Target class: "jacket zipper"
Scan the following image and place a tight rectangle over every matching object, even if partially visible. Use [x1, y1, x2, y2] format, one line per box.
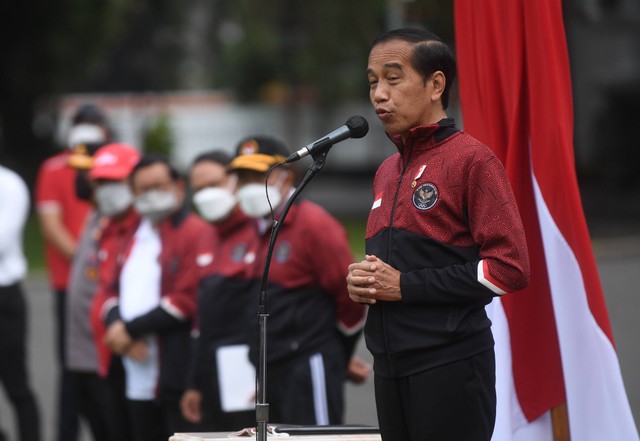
[388, 139, 414, 257]
[382, 138, 414, 376]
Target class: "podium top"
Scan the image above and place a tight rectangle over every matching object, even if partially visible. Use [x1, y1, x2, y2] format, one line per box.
[170, 434, 382, 441]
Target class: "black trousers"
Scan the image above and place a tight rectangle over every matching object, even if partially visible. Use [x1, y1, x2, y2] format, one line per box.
[54, 288, 79, 441]
[0, 283, 41, 441]
[71, 372, 110, 441]
[127, 391, 199, 441]
[266, 350, 345, 426]
[72, 368, 135, 441]
[374, 349, 496, 441]
[104, 357, 134, 441]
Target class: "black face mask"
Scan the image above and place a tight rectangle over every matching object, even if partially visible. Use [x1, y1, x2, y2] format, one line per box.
[72, 142, 106, 202]
[74, 171, 93, 202]
[84, 142, 104, 156]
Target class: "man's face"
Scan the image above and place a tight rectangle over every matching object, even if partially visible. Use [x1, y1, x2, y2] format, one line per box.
[235, 168, 288, 189]
[91, 177, 133, 217]
[190, 160, 230, 193]
[235, 167, 293, 201]
[233, 167, 293, 218]
[132, 162, 183, 200]
[367, 39, 442, 139]
[94, 177, 128, 189]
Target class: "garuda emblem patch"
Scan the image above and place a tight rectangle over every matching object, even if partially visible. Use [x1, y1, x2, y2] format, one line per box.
[412, 183, 439, 210]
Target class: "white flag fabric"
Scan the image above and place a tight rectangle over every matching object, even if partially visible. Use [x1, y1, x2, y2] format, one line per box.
[455, 0, 639, 439]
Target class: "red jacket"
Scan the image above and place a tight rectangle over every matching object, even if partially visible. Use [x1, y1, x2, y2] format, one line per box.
[247, 199, 367, 365]
[35, 151, 91, 289]
[91, 206, 216, 391]
[188, 207, 257, 390]
[90, 208, 140, 376]
[365, 118, 530, 378]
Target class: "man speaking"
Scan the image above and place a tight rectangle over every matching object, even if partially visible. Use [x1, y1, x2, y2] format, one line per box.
[346, 28, 530, 441]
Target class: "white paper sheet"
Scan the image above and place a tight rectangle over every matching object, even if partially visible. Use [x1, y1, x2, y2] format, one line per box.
[216, 344, 256, 412]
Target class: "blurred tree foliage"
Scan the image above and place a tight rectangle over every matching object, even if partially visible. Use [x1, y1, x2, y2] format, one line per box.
[143, 115, 174, 156]
[209, 0, 386, 103]
[208, 0, 454, 104]
[0, 0, 453, 186]
[0, 0, 187, 185]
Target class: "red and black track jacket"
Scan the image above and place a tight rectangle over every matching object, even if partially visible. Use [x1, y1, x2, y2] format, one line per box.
[365, 118, 530, 378]
[188, 207, 258, 390]
[248, 199, 367, 367]
[101, 205, 216, 394]
[91, 208, 140, 377]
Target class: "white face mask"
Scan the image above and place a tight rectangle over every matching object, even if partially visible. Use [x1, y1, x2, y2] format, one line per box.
[134, 190, 178, 223]
[237, 173, 286, 219]
[67, 124, 106, 149]
[94, 182, 133, 216]
[193, 187, 236, 222]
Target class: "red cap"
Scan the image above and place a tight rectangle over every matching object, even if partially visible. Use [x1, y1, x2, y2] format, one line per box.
[88, 143, 141, 180]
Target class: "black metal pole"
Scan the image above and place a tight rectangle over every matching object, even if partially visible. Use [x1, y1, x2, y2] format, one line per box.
[255, 152, 328, 441]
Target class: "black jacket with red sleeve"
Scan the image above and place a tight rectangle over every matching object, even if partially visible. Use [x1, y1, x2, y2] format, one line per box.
[188, 207, 258, 391]
[365, 118, 530, 378]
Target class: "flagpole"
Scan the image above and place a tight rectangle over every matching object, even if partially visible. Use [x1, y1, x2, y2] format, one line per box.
[551, 404, 571, 441]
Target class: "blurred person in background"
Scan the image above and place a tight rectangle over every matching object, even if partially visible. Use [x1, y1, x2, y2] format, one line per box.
[228, 136, 368, 425]
[34, 102, 110, 441]
[180, 150, 257, 431]
[100, 154, 215, 441]
[68, 142, 141, 441]
[0, 163, 41, 441]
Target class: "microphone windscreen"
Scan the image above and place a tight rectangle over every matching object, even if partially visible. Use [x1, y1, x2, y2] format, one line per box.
[346, 116, 369, 139]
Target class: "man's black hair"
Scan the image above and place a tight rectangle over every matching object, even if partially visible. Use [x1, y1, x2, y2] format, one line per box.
[72, 103, 107, 125]
[191, 150, 233, 168]
[372, 28, 457, 110]
[131, 153, 180, 182]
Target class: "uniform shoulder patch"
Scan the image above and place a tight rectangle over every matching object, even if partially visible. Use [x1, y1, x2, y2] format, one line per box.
[232, 243, 247, 262]
[196, 252, 214, 267]
[275, 241, 292, 263]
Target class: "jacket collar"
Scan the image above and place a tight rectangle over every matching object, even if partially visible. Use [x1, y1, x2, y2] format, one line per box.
[105, 207, 140, 234]
[254, 192, 302, 236]
[390, 117, 459, 157]
[157, 201, 190, 230]
[216, 206, 249, 237]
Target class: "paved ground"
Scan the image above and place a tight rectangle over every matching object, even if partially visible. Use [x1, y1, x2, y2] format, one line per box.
[0, 274, 378, 441]
[1, 236, 639, 440]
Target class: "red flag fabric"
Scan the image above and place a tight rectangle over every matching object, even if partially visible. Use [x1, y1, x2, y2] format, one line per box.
[454, 1, 639, 439]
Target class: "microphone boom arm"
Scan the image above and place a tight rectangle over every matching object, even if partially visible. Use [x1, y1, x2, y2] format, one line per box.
[255, 150, 329, 441]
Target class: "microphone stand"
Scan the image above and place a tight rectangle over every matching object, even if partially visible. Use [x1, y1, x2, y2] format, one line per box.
[255, 151, 330, 441]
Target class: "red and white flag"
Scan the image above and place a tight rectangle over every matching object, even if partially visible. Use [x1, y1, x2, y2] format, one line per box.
[454, 1, 639, 440]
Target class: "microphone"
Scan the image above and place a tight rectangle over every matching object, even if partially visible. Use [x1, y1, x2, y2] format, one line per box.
[285, 115, 369, 163]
